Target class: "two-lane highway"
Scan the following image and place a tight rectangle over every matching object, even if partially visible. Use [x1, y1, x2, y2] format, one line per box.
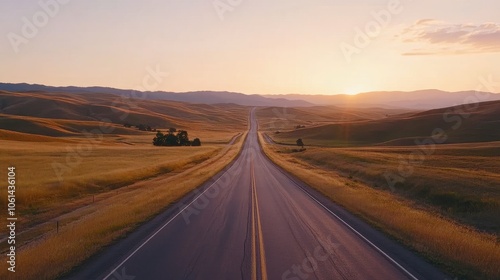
[69, 109, 448, 280]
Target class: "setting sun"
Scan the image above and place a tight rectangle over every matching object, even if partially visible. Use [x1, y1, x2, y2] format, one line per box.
[344, 85, 369, 95]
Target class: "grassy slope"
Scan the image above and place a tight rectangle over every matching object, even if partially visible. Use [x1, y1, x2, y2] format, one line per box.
[0, 138, 222, 222]
[0, 129, 74, 142]
[0, 113, 142, 136]
[279, 143, 500, 233]
[256, 106, 414, 132]
[266, 100, 500, 146]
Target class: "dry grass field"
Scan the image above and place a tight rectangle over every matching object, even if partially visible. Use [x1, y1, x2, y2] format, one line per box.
[0, 91, 249, 279]
[282, 143, 500, 233]
[0, 136, 222, 231]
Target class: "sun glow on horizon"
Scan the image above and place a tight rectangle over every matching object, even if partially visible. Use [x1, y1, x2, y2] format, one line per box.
[343, 85, 369, 96]
[0, 1, 498, 94]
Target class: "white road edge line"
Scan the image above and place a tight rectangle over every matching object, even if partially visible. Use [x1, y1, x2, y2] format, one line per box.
[102, 166, 234, 280]
[289, 176, 419, 280]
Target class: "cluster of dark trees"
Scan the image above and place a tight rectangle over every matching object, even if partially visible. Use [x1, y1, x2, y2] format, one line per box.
[124, 123, 156, 132]
[153, 128, 201, 146]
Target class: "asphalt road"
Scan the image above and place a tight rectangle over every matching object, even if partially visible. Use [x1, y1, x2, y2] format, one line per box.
[68, 109, 449, 280]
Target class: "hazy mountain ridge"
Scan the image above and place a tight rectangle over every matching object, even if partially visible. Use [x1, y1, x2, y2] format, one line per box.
[264, 90, 500, 109]
[0, 83, 312, 107]
[2, 83, 499, 110]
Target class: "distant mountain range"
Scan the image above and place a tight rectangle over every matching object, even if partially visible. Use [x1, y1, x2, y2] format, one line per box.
[1, 83, 499, 110]
[264, 90, 500, 109]
[0, 83, 312, 107]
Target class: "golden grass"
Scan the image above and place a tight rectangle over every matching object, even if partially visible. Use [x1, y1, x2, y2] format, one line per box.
[284, 143, 500, 233]
[0, 132, 246, 280]
[258, 133, 500, 279]
[0, 138, 218, 212]
[0, 129, 73, 142]
[255, 106, 413, 133]
[0, 113, 142, 136]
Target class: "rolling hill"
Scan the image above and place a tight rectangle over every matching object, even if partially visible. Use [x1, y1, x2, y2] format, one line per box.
[256, 106, 414, 131]
[264, 90, 500, 109]
[269, 100, 500, 146]
[0, 83, 312, 107]
[0, 91, 249, 137]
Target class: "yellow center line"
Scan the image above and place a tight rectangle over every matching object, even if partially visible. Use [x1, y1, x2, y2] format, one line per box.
[251, 157, 268, 280]
[251, 159, 257, 280]
[253, 174, 268, 280]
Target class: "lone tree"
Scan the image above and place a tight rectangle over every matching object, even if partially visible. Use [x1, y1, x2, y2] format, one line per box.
[296, 138, 304, 148]
[192, 138, 201, 146]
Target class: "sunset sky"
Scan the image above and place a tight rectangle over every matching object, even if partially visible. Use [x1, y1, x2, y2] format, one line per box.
[1, 0, 499, 95]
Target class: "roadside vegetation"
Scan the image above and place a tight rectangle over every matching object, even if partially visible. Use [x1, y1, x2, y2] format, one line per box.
[152, 128, 201, 146]
[259, 133, 500, 279]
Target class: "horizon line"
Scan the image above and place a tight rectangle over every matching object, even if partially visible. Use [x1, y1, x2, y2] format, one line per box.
[0, 81, 498, 96]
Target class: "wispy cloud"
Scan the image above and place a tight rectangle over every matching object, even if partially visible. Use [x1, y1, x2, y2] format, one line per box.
[397, 20, 500, 55]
